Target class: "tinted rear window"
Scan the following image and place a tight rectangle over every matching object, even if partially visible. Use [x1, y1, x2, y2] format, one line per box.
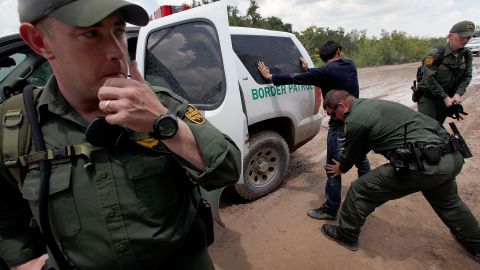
[145, 21, 225, 111]
[232, 35, 304, 84]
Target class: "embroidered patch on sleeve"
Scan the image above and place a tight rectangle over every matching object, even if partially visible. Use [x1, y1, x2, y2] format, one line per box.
[424, 55, 434, 67]
[185, 104, 205, 125]
[136, 138, 159, 148]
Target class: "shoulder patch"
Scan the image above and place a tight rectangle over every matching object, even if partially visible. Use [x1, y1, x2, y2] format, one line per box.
[136, 138, 159, 148]
[185, 104, 205, 125]
[424, 55, 434, 67]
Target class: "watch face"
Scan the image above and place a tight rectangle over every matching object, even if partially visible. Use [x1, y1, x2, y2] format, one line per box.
[158, 115, 178, 137]
[154, 113, 178, 140]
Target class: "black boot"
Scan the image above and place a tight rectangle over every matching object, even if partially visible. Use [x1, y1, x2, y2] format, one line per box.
[307, 207, 336, 220]
[464, 246, 480, 263]
[454, 235, 480, 263]
[321, 224, 358, 251]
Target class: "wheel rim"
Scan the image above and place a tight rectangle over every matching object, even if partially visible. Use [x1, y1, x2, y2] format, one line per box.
[245, 146, 282, 188]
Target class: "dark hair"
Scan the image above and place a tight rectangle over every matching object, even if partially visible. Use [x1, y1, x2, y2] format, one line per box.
[319, 40, 342, 62]
[323, 89, 352, 110]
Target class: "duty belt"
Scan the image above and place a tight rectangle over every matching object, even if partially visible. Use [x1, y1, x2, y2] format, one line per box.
[384, 142, 456, 159]
[385, 140, 458, 176]
[414, 142, 456, 155]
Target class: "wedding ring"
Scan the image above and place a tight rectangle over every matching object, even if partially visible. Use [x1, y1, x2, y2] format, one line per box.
[105, 100, 112, 113]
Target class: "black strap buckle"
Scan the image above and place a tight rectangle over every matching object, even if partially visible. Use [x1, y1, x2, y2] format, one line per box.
[52, 145, 74, 158]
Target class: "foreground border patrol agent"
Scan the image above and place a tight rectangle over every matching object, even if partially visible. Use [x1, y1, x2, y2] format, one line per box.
[321, 90, 480, 263]
[0, 0, 241, 269]
[417, 20, 475, 124]
[257, 40, 371, 221]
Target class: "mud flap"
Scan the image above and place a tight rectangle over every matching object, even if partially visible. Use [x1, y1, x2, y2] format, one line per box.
[200, 187, 225, 227]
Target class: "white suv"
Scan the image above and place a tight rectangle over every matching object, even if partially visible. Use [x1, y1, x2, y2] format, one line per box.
[136, 2, 322, 202]
[466, 37, 480, 56]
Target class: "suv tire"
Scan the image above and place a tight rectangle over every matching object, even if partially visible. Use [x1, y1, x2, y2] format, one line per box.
[235, 130, 289, 200]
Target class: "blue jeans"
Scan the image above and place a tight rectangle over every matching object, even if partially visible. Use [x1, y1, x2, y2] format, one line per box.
[322, 121, 371, 215]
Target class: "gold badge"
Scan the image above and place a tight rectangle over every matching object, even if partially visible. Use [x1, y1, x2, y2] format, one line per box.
[185, 104, 205, 125]
[424, 55, 434, 67]
[467, 23, 474, 31]
[136, 138, 159, 148]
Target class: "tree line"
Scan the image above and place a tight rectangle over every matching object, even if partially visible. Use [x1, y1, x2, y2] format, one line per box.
[189, 0, 478, 67]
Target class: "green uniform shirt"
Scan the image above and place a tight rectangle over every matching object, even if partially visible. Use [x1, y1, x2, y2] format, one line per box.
[0, 76, 241, 269]
[339, 99, 449, 173]
[418, 44, 473, 99]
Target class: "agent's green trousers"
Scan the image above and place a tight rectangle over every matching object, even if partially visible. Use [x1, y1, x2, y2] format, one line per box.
[418, 95, 448, 123]
[338, 151, 480, 250]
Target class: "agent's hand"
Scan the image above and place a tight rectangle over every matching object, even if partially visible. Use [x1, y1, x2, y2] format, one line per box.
[452, 93, 463, 104]
[98, 61, 168, 132]
[325, 159, 342, 177]
[257, 61, 272, 80]
[99, 61, 206, 169]
[443, 96, 454, 107]
[299, 57, 308, 71]
[11, 254, 48, 270]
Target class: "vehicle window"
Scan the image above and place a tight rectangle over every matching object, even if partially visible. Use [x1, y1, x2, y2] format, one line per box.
[27, 61, 53, 87]
[0, 53, 27, 82]
[145, 21, 226, 110]
[231, 35, 304, 84]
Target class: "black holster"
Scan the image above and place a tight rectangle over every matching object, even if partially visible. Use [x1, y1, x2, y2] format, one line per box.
[198, 199, 214, 247]
[420, 145, 442, 165]
[181, 199, 214, 252]
[411, 83, 424, 102]
[450, 135, 472, 159]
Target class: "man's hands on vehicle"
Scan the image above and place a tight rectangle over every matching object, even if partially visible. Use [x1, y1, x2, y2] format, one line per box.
[257, 61, 273, 80]
[299, 57, 308, 71]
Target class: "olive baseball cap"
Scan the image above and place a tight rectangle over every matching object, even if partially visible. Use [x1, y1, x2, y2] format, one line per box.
[18, 0, 149, 27]
[449, 20, 475, 37]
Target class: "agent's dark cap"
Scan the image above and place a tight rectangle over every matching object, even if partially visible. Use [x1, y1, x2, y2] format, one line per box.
[450, 20, 475, 37]
[18, 0, 149, 27]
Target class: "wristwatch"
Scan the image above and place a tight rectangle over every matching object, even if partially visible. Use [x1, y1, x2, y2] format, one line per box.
[152, 112, 178, 140]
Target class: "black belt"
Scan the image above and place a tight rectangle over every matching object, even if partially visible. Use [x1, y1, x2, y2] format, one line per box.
[415, 142, 456, 155]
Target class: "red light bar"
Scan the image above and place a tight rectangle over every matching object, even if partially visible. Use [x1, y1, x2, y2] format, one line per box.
[151, 5, 191, 20]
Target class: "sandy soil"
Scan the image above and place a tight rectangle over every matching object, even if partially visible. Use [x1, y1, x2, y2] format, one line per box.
[209, 57, 480, 270]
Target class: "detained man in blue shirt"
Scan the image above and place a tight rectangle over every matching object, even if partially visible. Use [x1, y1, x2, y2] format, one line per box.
[257, 40, 371, 220]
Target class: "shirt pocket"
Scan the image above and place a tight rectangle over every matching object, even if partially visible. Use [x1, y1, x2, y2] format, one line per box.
[123, 154, 182, 217]
[21, 163, 81, 239]
[436, 65, 452, 83]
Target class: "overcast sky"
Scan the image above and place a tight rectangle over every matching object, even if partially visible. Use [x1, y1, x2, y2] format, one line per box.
[1, 0, 478, 38]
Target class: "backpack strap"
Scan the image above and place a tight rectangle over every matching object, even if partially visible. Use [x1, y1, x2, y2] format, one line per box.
[0, 86, 42, 186]
[18, 143, 98, 168]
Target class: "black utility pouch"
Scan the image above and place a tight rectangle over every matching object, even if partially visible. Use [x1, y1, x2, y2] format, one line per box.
[198, 199, 214, 246]
[388, 147, 411, 177]
[421, 145, 442, 165]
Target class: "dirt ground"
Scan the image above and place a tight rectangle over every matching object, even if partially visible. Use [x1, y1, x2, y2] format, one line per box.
[209, 57, 480, 270]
